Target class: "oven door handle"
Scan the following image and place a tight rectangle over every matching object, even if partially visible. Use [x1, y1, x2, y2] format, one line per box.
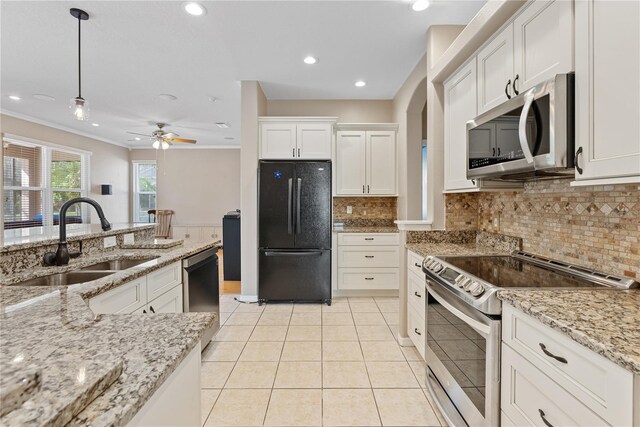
[426, 282, 492, 336]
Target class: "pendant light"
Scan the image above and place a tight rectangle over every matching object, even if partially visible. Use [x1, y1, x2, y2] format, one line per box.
[69, 8, 90, 121]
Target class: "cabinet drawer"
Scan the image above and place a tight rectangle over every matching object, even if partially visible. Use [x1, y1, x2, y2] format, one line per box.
[338, 233, 399, 246]
[407, 250, 424, 277]
[408, 306, 425, 359]
[89, 277, 147, 314]
[338, 246, 399, 268]
[503, 305, 633, 425]
[148, 284, 183, 314]
[147, 261, 182, 302]
[337, 268, 399, 290]
[502, 343, 608, 427]
[407, 270, 426, 316]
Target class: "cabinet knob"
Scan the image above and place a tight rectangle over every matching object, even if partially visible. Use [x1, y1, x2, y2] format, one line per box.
[512, 74, 520, 95]
[575, 147, 584, 175]
[505, 79, 512, 99]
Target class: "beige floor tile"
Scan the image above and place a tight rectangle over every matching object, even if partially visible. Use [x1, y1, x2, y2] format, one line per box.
[366, 361, 420, 388]
[293, 303, 322, 312]
[322, 312, 355, 325]
[382, 312, 399, 326]
[264, 303, 294, 312]
[352, 312, 387, 326]
[374, 297, 399, 303]
[281, 341, 322, 361]
[376, 301, 399, 313]
[214, 325, 254, 342]
[201, 362, 235, 388]
[332, 297, 350, 303]
[201, 388, 221, 426]
[238, 341, 283, 361]
[323, 389, 381, 426]
[218, 312, 231, 325]
[356, 325, 395, 341]
[349, 302, 381, 312]
[258, 312, 291, 326]
[360, 341, 406, 361]
[286, 325, 322, 341]
[234, 303, 265, 313]
[409, 361, 428, 388]
[249, 325, 288, 341]
[322, 361, 371, 388]
[264, 389, 322, 426]
[373, 389, 440, 426]
[202, 342, 245, 362]
[348, 297, 375, 303]
[401, 346, 424, 362]
[322, 303, 351, 313]
[205, 389, 271, 426]
[225, 361, 278, 388]
[290, 312, 322, 326]
[219, 302, 240, 313]
[323, 341, 364, 361]
[323, 325, 359, 341]
[274, 361, 322, 388]
[224, 312, 261, 326]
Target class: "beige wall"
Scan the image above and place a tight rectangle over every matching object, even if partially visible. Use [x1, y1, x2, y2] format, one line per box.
[0, 114, 130, 224]
[266, 100, 393, 123]
[129, 149, 240, 226]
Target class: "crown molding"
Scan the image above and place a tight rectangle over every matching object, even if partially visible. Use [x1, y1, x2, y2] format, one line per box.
[258, 116, 338, 123]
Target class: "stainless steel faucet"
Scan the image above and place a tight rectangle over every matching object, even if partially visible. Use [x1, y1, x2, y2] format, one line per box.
[43, 197, 112, 266]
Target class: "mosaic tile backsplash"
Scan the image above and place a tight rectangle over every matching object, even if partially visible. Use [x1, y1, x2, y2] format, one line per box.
[333, 197, 397, 227]
[445, 179, 640, 278]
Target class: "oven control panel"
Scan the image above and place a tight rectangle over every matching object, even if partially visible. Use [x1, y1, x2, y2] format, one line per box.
[424, 256, 486, 298]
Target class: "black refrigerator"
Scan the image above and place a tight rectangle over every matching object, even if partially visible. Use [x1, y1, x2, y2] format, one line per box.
[258, 160, 331, 304]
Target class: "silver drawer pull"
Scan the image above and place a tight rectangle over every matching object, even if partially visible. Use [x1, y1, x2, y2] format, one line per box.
[364, 238, 374, 241]
[365, 255, 375, 258]
[365, 277, 374, 280]
[414, 328, 421, 336]
[539, 343, 568, 364]
[414, 291, 422, 298]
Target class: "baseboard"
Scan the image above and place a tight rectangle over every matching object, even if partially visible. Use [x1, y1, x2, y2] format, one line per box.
[397, 334, 414, 347]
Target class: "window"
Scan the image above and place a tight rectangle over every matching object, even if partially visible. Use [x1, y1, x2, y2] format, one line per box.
[3, 138, 89, 231]
[133, 161, 157, 223]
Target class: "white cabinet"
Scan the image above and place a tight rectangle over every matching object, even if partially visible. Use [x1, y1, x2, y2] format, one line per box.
[148, 284, 183, 314]
[336, 233, 400, 291]
[477, 24, 514, 114]
[89, 276, 147, 314]
[574, 0, 640, 184]
[513, 0, 573, 92]
[336, 125, 398, 195]
[444, 60, 479, 192]
[406, 250, 425, 359]
[259, 118, 335, 160]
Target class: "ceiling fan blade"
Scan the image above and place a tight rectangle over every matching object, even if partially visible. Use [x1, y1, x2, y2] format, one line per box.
[169, 138, 197, 144]
[126, 131, 151, 137]
[163, 132, 180, 138]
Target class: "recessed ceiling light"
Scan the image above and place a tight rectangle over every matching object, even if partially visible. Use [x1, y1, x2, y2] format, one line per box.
[33, 94, 56, 102]
[412, 0, 431, 12]
[134, 137, 141, 141]
[208, 96, 218, 103]
[355, 80, 366, 87]
[216, 122, 230, 129]
[303, 56, 318, 65]
[224, 137, 235, 140]
[91, 123, 99, 127]
[184, 2, 206, 16]
[158, 94, 178, 101]
[8, 95, 21, 101]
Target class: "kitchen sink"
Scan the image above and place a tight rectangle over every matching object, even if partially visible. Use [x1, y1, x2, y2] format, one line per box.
[13, 271, 115, 287]
[79, 257, 159, 271]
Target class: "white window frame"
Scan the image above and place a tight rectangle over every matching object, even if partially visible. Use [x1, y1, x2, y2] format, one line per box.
[132, 160, 157, 223]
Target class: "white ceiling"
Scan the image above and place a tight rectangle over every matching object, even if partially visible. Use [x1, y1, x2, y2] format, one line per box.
[1, 1, 484, 148]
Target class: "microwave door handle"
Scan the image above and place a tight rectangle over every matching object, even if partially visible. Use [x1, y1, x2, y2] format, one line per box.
[518, 91, 536, 164]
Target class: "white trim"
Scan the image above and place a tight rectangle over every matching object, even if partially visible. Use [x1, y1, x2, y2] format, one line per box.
[1, 109, 129, 148]
[334, 123, 399, 131]
[130, 145, 240, 150]
[394, 220, 433, 231]
[258, 116, 337, 123]
[397, 335, 414, 347]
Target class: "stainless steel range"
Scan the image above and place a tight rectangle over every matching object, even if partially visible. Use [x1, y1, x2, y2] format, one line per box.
[421, 251, 638, 427]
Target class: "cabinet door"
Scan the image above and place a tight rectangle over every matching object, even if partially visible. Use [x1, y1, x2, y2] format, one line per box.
[260, 123, 296, 159]
[513, 0, 573, 92]
[336, 131, 366, 195]
[148, 284, 183, 314]
[444, 60, 479, 191]
[297, 124, 332, 159]
[366, 130, 396, 195]
[575, 0, 640, 181]
[477, 24, 514, 114]
[88, 277, 147, 314]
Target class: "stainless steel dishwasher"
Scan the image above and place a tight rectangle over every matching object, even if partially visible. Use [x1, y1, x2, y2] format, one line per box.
[183, 246, 220, 346]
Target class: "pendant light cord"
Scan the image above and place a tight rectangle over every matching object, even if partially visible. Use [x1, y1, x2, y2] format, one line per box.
[78, 16, 82, 98]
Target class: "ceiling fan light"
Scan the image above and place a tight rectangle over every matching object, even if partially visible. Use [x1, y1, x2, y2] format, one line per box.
[70, 97, 89, 121]
[161, 141, 170, 150]
[152, 140, 160, 149]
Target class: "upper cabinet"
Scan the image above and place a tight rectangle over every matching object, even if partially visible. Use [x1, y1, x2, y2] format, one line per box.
[477, 0, 573, 115]
[259, 117, 335, 160]
[336, 124, 398, 196]
[573, 0, 640, 184]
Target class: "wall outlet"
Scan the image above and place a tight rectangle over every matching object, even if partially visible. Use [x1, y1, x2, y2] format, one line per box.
[103, 236, 117, 249]
[363, 210, 367, 216]
[493, 216, 500, 228]
[346, 206, 353, 214]
[123, 233, 135, 244]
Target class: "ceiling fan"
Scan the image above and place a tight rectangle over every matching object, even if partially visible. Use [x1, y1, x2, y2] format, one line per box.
[127, 122, 197, 149]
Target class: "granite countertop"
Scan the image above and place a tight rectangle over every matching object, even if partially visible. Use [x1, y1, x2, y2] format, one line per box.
[0, 239, 219, 426]
[498, 289, 640, 374]
[120, 238, 183, 249]
[333, 226, 399, 233]
[406, 242, 510, 258]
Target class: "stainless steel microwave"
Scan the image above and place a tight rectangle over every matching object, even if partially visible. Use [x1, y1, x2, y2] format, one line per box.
[466, 73, 575, 181]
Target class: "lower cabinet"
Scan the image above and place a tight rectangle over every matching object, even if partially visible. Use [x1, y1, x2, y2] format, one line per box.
[407, 250, 426, 359]
[89, 261, 184, 315]
[336, 233, 400, 291]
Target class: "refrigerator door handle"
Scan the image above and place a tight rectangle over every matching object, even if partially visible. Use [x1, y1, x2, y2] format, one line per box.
[264, 251, 322, 257]
[295, 178, 302, 234]
[287, 178, 293, 234]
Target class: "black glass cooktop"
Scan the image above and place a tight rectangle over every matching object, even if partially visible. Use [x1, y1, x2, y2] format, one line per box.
[438, 256, 607, 289]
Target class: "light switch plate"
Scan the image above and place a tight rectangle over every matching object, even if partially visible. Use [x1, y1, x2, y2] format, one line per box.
[346, 206, 353, 214]
[493, 217, 500, 228]
[123, 233, 135, 244]
[103, 236, 117, 248]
